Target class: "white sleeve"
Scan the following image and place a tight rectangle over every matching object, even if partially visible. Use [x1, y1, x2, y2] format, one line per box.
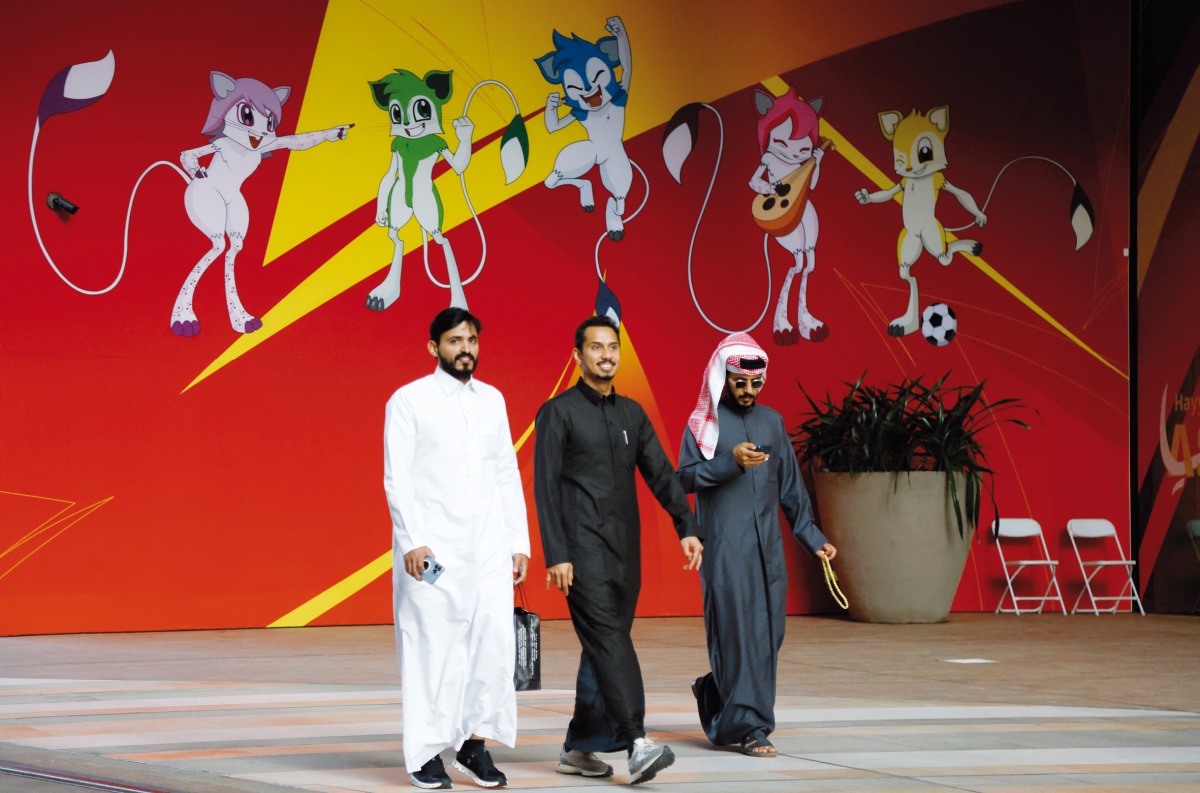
[384, 391, 425, 555]
[495, 395, 531, 557]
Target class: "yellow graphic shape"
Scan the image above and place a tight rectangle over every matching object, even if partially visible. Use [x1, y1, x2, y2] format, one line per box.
[193, 1, 1004, 390]
[269, 549, 391, 628]
[760, 74, 1125, 382]
[269, 321, 661, 628]
[1, 491, 113, 582]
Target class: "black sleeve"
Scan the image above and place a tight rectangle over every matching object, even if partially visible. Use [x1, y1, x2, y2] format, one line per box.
[533, 401, 572, 566]
[633, 405, 702, 541]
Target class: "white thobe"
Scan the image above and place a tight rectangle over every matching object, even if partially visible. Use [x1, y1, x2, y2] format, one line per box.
[384, 366, 531, 770]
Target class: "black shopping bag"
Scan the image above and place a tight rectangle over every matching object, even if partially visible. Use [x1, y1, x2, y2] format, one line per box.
[513, 585, 541, 691]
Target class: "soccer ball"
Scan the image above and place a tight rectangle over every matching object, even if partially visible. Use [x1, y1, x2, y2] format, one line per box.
[921, 303, 957, 346]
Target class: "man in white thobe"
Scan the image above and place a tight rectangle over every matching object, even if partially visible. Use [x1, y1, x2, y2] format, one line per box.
[385, 307, 531, 790]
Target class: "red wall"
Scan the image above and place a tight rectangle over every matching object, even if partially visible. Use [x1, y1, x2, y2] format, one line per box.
[0, 0, 1130, 634]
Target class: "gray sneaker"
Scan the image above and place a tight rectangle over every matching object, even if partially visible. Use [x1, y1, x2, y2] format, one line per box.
[557, 745, 614, 777]
[627, 737, 674, 785]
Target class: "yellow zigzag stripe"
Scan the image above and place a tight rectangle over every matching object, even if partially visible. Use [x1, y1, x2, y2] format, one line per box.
[268, 330, 665, 629]
[758, 76, 1124, 380]
[270, 353, 572, 628]
[268, 549, 392, 628]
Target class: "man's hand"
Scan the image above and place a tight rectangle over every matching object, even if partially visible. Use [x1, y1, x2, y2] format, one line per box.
[732, 441, 768, 468]
[816, 543, 837, 561]
[546, 562, 574, 596]
[512, 553, 529, 585]
[403, 546, 435, 582]
[681, 536, 703, 570]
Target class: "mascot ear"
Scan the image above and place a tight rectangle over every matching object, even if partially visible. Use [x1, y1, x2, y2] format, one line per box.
[807, 96, 824, 116]
[211, 71, 237, 99]
[927, 105, 950, 133]
[424, 70, 453, 102]
[753, 90, 775, 118]
[273, 86, 291, 106]
[597, 35, 620, 66]
[878, 110, 903, 141]
[535, 51, 560, 83]
[369, 79, 391, 111]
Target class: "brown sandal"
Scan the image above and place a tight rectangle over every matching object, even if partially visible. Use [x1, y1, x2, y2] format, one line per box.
[738, 730, 776, 757]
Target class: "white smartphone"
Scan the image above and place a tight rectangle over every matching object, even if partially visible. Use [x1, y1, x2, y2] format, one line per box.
[421, 556, 445, 584]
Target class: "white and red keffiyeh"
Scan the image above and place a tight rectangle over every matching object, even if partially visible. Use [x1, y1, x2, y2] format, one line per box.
[686, 333, 768, 459]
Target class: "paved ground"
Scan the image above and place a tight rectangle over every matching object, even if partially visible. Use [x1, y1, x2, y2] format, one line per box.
[0, 614, 1197, 792]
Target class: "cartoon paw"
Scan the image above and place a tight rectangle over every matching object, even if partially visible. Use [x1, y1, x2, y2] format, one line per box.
[243, 317, 263, 334]
[971, 241, 983, 256]
[605, 197, 624, 241]
[800, 320, 829, 342]
[773, 327, 800, 346]
[888, 319, 918, 337]
[366, 278, 400, 311]
[171, 319, 200, 337]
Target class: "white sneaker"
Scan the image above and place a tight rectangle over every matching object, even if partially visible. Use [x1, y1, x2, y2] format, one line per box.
[627, 737, 674, 785]
[557, 745, 613, 777]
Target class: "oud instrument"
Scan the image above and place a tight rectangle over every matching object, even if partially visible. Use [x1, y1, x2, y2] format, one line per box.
[751, 138, 834, 236]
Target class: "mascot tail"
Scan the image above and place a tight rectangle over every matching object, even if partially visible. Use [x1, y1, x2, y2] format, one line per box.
[662, 102, 772, 333]
[29, 50, 189, 295]
[946, 155, 1095, 249]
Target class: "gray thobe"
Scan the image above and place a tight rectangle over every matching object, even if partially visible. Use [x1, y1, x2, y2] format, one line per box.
[678, 400, 827, 746]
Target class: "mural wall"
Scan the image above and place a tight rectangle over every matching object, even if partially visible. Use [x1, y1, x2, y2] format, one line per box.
[1137, 1, 1200, 614]
[1, 0, 1130, 635]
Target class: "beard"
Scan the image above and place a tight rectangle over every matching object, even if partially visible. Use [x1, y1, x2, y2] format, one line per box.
[439, 351, 477, 382]
[588, 365, 616, 382]
[722, 391, 756, 415]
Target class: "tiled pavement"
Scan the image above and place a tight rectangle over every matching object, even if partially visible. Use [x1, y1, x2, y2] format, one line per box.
[0, 615, 1197, 792]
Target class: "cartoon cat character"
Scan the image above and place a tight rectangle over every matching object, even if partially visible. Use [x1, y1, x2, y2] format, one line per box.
[367, 69, 474, 310]
[750, 89, 830, 344]
[27, 54, 350, 338]
[854, 106, 984, 337]
[536, 15, 633, 242]
[174, 72, 351, 336]
[660, 86, 833, 344]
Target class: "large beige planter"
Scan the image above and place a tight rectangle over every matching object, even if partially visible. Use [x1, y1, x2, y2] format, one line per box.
[814, 470, 974, 623]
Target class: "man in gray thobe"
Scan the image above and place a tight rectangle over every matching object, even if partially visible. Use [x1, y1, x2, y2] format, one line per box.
[678, 333, 836, 757]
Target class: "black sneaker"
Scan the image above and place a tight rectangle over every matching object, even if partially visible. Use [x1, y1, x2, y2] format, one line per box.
[452, 741, 507, 788]
[409, 754, 452, 789]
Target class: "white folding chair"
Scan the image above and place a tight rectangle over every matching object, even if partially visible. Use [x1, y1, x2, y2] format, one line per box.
[1066, 518, 1145, 615]
[993, 518, 1066, 614]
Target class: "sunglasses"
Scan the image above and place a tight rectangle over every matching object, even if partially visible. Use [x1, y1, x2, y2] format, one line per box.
[731, 378, 764, 390]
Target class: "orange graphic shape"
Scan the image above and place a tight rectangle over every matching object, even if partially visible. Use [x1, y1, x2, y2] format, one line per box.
[1, 491, 113, 583]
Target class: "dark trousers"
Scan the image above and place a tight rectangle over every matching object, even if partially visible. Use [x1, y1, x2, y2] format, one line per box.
[563, 571, 644, 752]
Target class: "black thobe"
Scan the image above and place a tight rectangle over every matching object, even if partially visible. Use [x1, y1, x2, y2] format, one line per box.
[535, 378, 700, 751]
[678, 400, 827, 746]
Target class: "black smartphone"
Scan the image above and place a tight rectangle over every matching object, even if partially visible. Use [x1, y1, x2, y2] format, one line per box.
[754, 444, 774, 454]
[421, 556, 445, 584]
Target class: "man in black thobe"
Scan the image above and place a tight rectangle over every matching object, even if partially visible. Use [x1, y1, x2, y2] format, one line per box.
[678, 333, 836, 757]
[534, 315, 703, 785]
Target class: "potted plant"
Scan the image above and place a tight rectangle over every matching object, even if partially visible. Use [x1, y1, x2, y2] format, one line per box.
[792, 372, 1033, 623]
